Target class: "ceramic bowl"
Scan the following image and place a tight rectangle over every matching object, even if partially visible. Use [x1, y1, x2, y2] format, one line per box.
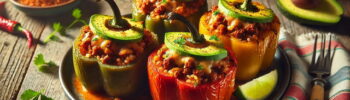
[9, 0, 81, 16]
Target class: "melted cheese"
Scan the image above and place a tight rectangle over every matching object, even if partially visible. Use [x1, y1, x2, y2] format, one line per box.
[164, 49, 220, 74]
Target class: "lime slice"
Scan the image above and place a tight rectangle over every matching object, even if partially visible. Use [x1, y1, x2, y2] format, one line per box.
[235, 70, 278, 100]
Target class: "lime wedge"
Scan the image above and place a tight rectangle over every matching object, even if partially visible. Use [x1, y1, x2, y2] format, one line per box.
[235, 70, 278, 100]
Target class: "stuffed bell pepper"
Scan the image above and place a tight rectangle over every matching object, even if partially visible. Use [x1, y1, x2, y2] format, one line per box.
[199, 0, 280, 81]
[73, 0, 157, 97]
[132, 0, 207, 42]
[148, 13, 237, 100]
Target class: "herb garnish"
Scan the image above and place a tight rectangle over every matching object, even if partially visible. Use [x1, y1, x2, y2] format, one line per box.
[21, 89, 53, 100]
[213, 10, 220, 16]
[196, 65, 204, 70]
[44, 8, 88, 44]
[34, 53, 57, 72]
[92, 36, 99, 41]
[44, 22, 63, 43]
[174, 37, 186, 45]
[67, 8, 88, 29]
[209, 35, 219, 41]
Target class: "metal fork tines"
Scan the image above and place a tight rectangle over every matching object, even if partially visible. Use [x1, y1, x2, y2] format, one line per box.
[309, 34, 333, 77]
[309, 33, 334, 100]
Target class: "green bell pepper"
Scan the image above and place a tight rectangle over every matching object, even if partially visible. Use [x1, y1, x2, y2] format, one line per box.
[131, 0, 207, 43]
[73, 0, 159, 97]
[73, 28, 156, 96]
[73, 36, 103, 92]
[98, 55, 147, 96]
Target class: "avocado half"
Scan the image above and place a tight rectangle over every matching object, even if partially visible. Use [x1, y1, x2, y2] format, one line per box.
[277, 0, 343, 25]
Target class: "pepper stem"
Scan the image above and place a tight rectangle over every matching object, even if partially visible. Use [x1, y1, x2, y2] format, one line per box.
[240, 0, 253, 11]
[167, 12, 205, 43]
[105, 0, 129, 29]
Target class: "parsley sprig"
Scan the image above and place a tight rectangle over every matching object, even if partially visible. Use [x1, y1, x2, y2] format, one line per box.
[34, 53, 57, 72]
[21, 89, 53, 100]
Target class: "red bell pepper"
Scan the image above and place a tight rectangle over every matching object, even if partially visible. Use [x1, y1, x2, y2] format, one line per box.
[147, 47, 237, 100]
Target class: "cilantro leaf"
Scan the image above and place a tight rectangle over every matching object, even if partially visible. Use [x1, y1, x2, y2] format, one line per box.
[53, 22, 65, 35]
[213, 10, 220, 16]
[196, 65, 203, 70]
[174, 37, 186, 45]
[209, 35, 219, 41]
[21, 89, 53, 100]
[34, 54, 45, 66]
[21, 89, 41, 100]
[72, 8, 82, 19]
[33, 53, 57, 72]
[53, 22, 64, 33]
[130, 18, 137, 22]
[92, 36, 99, 41]
[44, 22, 63, 43]
[67, 8, 87, 29]
[79, 19, 88, 25]
[43, 31, 61, 44]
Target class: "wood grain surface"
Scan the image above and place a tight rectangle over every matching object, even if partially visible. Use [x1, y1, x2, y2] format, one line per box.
[0, 0, 348, 100]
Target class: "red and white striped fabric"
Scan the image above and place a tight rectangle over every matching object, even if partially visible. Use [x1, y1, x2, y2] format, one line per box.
[278, 29, 350, 100]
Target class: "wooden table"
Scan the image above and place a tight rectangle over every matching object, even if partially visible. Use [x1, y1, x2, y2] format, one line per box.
[0, 0, 349, 99]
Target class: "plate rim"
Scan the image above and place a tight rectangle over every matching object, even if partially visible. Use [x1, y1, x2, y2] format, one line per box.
[59, 46, 291, 100]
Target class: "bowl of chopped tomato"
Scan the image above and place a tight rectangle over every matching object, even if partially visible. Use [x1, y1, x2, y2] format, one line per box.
[9, 0, 81, 16]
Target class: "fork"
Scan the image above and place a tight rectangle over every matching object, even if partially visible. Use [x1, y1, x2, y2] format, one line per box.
[308, 34, 334, 100]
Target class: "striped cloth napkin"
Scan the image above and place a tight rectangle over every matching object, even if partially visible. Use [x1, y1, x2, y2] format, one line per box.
[277, 29, 350, 100]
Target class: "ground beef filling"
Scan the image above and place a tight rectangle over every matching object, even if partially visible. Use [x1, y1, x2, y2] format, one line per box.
[153, 46, 235, 85]
[205, 6, 278, 42]
[78, 26, 152, 66]
[135, 0, 206, 18]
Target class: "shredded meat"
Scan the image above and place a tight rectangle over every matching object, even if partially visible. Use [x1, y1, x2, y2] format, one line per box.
[205, 6, 279, 41]
[154, 46, 235, 85]
[78, 26, 153, 66]
[135, 0, 206, 18]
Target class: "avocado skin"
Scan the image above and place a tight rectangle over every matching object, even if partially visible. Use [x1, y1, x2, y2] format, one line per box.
[276, 0, 343, 25]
